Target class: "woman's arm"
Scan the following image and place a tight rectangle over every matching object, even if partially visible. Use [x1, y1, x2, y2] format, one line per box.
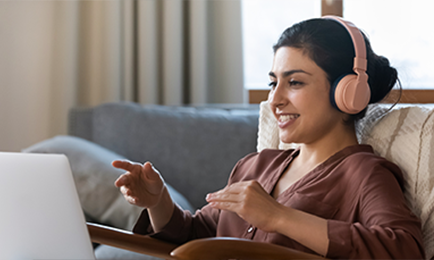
[113, 160, 174, 232]
[114, 159, 225, 245]
[206, 180, 329, 256]
[274, 205, 329, 256]
[325, 165, 425, 259]
[206, 167, 425, 259]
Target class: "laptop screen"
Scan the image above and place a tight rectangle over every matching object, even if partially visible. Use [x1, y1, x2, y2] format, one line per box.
[0, 152, 95, 260]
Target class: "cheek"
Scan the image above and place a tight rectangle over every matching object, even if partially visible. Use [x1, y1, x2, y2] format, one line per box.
[292, 90, 323, 110]
[308, 85, 334, 110]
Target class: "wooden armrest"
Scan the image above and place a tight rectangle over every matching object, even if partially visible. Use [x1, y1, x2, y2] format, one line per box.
[87, 222, 177, 259]
[87, 223, 327, 260]
[171, 237, 327, 260]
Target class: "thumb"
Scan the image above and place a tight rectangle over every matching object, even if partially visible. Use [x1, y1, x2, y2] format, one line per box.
[142, 162, 164, 196]
[142, 162, 161, 181]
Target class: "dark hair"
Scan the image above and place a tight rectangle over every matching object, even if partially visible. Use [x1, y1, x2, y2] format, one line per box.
[273, 18, 399, 121]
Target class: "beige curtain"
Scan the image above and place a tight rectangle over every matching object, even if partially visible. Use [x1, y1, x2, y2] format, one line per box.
[74, 0, 245, 105]
[0, 0, 244, 151]
[131, 0, 245, 105]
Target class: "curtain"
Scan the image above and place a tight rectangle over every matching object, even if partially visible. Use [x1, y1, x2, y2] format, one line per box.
[0, 0, 244, 151]
[74, 0, 245, 106]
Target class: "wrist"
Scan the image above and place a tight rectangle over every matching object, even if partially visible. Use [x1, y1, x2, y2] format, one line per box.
[149, 184, 169, 209]
[148, 185, 175, 232]
[271, 204, 291, 233]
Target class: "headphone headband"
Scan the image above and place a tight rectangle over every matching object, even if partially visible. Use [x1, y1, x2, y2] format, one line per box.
[321, 15, 371, 114]
[322, 15, 367, 71]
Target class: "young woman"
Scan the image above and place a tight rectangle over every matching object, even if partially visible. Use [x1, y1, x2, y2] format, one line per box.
[113, 17, 425, 259]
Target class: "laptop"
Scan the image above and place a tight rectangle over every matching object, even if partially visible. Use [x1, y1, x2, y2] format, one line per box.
[0, 152, 95, 260]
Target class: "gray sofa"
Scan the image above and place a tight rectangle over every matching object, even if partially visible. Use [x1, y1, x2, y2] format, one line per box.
[24, 101, 260, 259]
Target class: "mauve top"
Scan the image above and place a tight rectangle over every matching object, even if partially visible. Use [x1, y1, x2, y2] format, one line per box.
[133, 145, 425, 259]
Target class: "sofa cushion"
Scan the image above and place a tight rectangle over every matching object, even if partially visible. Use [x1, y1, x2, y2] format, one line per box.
[258, 101, 434, 259]
[360, 104, 434, 259]
[88, 102, 259, 209]
[22, 135, 194, 230]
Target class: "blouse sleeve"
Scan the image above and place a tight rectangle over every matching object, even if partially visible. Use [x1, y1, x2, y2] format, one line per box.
[132, 203, 220, 245]
[326, 163, 425, 259]
[132, 158, 246, 245]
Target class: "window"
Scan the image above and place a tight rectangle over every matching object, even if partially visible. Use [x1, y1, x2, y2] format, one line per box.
[344, 0, 434, 89]
[241, 0, 321, 90]
[243, 0, 434, 104]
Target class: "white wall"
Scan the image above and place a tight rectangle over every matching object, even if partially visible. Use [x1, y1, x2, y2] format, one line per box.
[0, 1, 56, 152]
[0, 1, 122, 152]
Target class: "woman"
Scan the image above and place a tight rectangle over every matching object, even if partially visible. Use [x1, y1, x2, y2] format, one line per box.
[113, 17, 425, 259]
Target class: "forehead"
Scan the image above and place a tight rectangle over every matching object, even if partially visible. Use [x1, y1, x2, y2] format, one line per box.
[270, 47, 320, 77]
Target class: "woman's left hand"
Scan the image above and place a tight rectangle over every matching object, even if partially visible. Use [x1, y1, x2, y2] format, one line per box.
[206, 180, 284, 233]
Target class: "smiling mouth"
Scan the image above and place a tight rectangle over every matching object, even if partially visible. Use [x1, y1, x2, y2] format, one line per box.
[279, 114, 300, 123]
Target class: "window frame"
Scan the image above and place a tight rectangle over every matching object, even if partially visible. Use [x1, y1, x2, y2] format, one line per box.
[248, 0, 434, 104]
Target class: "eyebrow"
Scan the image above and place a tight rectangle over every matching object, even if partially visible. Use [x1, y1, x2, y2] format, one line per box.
[268, 70, 311, 78]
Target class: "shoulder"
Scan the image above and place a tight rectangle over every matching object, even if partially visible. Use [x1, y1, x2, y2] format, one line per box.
[337, 146, 404, 190]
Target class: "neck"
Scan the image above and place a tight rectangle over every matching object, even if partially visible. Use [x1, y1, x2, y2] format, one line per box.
[296, 124, 359, 169]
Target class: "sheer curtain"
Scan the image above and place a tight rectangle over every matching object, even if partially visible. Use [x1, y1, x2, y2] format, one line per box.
[133, 0, 245, 105]
[73, 0, 245, 105]
[0, 0, 244, 151]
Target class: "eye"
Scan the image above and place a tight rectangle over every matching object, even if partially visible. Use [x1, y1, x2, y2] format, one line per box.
[289, 79, 303, 87]
[268, 81, 277, 89]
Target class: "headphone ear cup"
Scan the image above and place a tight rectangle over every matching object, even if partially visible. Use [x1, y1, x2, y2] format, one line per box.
[330, 74, 347, 112]
[331, 74, 370, 114]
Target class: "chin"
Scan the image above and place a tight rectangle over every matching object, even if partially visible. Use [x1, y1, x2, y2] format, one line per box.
[279, 134, 295, 144]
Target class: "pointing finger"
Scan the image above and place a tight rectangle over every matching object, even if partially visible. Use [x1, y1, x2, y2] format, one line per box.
[112, 160, 142, 172]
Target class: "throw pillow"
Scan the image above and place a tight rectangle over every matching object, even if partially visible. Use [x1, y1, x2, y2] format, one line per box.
[22, 135, 194, 230]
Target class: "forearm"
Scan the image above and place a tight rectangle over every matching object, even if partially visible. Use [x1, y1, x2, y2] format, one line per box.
[274, 205, 329, 256]
[148, 185, 175, 232]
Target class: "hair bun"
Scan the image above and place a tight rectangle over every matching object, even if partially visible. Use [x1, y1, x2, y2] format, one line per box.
[368, 54, 398, 103]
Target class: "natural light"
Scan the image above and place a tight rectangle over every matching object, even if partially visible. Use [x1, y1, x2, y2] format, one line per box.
[242, 0, 434, 90]
[241, 0, 321, 90]
[344, 0, 434, 89]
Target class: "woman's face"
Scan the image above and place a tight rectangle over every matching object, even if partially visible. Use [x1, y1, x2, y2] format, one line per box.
[268, 47, 346, 145]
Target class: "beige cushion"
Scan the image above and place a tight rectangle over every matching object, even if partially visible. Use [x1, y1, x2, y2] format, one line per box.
[257, 101, 434, 259]
[257, 101, 297, 151]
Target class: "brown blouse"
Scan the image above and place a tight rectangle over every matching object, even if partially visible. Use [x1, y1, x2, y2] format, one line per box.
[133, 145, 425, 259]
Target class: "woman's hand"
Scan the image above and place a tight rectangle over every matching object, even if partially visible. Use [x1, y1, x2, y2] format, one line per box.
[206, 180, 285, 233]
[113, 160, 165, 209]
[207, 180, 329, 255]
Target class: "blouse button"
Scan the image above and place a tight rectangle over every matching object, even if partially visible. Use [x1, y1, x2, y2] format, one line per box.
[247, 227, 254, 233]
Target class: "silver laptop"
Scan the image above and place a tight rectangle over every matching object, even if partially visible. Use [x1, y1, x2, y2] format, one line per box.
[0, 152, 95, 260]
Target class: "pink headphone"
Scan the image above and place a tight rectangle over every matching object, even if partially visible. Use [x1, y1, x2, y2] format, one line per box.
[323, 16, 371, 114]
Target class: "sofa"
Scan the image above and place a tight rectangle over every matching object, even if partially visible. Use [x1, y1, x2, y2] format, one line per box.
[24, 101, 434, 259]
[24, 101, 260, 259]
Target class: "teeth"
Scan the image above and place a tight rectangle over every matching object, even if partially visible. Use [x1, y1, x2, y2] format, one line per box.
[279, 114, 298, 122]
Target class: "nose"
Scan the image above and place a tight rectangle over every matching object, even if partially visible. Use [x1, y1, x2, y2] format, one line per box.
[268, 82, 287, 109]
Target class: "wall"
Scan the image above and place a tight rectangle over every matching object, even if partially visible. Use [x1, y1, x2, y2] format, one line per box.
[0, 1, 56, 152]
[0, 0, 245, 152]
[0, 1, 127, 152]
